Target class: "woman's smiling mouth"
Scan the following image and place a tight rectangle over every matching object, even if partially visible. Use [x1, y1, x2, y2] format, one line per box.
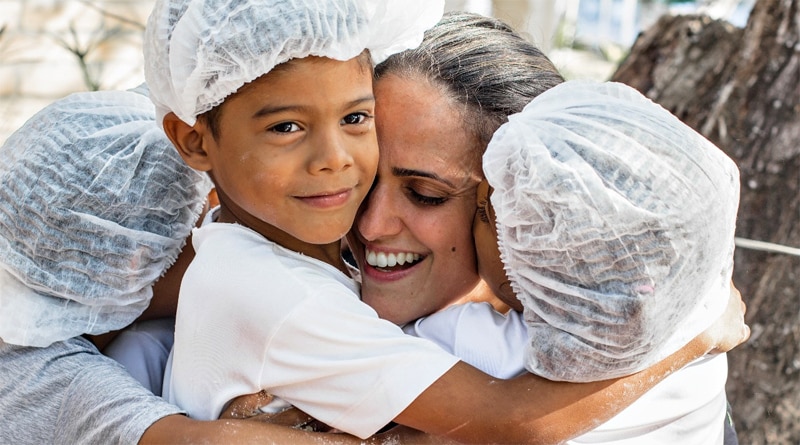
[365, 248, 423, 271]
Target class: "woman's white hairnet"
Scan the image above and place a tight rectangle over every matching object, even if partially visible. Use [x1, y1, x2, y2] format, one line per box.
[144, 0, 444, 126]
[0, 88, 213, 347]
[484, 80, 740, 381]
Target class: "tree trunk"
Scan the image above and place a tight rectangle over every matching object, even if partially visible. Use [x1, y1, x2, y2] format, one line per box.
[611, 0, 800, 442]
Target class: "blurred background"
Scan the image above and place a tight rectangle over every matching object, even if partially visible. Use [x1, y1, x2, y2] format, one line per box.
[0, 0, 755, 144]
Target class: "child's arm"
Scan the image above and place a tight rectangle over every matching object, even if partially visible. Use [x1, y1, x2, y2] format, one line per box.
[395, 284, 748, 444]
[215, 284, 747, 444]
[87, 233, 195, 351]
[141, 413, 462, 444]
[136, 191, 213, 326]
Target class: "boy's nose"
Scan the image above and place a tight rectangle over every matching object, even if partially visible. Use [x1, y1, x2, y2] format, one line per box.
[309, 131, 353, 173]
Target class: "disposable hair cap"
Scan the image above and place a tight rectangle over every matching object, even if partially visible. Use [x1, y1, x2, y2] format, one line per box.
[144, 0, 445, 126]
[0, 88, 213, 347]
[484, 80, 740, 381]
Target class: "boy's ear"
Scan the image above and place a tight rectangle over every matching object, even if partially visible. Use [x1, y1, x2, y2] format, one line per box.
[162, 112, 213, 172]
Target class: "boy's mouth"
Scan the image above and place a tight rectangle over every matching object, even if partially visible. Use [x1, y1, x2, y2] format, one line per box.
[365, 248, 423, 272]
[298, 188, 352, 209]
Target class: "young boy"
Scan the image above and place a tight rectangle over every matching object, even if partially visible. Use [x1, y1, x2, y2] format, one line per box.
[407, 80, 740, 443]
[148, 1, 745, 442]
[149, 0, 460, 437]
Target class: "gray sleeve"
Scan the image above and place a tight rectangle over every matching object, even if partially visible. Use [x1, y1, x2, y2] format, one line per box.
[0, 336, 183, 445]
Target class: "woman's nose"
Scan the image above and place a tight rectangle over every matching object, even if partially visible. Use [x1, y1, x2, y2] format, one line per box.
[356, 181, 403, 241]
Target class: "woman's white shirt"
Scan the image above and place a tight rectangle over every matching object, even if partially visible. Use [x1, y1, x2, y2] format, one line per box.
[404, 302, 727, 445]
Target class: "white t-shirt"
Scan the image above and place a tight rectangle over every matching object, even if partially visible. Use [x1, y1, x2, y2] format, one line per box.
[404, 302, 727, 445]
[165, 222, 458, 439]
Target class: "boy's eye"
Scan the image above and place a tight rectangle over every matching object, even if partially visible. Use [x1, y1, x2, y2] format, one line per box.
[342, 112, 371, 125]
[408, 188, 447, 206]
[269, 122, 300, 133]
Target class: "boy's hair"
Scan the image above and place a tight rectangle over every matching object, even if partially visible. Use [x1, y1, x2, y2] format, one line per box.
[144, 0, 445, 128]
[0, 87, 212, 347]
[484, 80, 740, 382]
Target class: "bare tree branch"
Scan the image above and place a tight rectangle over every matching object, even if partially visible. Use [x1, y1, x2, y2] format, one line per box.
[77, 0, 146, 30]
[49, 20, 123, 91]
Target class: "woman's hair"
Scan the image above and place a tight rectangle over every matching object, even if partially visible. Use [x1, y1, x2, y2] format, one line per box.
[375, 11, 564, 149]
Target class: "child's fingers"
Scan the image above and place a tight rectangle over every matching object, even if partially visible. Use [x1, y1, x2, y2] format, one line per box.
[219, 390, 274, 419]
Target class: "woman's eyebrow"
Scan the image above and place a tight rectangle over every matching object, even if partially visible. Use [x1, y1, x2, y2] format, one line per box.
[392, 167, 455, 188]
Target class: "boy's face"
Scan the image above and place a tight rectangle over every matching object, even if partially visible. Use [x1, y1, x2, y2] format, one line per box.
[473, 180, 523, 312]
[195, 55, 378, 250]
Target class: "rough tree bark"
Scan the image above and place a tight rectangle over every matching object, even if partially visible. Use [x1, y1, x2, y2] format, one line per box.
[611, 0, 800, 442]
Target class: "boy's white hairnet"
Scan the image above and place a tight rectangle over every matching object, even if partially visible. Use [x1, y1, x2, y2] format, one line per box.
[144, 0, 444, 127]
[484, 80, 740, 381]
[0, 88, 213, 347]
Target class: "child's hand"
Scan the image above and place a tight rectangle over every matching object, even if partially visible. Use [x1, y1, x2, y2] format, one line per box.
[220, 391, 332, 431]
[220, 390, 275, 420]
[703, 282, 750, 354]
[374, 425, 461, 444]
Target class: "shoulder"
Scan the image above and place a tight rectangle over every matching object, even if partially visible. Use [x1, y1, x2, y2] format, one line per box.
[180, 223, 360, 324]
[404, 303, 528, 379]
[411, 302, 526, 331]
[0, 337, 181, 444]
[189, 223, 314, 283]
[191, 223, 271, 256]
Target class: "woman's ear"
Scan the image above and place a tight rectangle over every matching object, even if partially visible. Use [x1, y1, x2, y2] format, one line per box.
[476, 179, 490, 205]
[475, 179, 497, 226]
[162, 112, 213, 172]
[477, 180, 495, 211]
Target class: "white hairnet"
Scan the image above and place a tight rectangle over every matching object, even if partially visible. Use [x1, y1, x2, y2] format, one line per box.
[144, 0, 444, 126]
[0, 88, 213, 347]
[484, 80, 740, 381]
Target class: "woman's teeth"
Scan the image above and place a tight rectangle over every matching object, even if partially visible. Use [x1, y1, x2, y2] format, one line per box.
[366, 249, 421, 268]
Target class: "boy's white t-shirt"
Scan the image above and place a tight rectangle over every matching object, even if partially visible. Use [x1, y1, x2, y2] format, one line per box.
[165, 222, 459, 439]
[404, 302, 728, 445]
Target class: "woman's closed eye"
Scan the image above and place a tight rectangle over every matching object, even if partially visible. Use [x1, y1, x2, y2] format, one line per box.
[407, 187, 448, 206]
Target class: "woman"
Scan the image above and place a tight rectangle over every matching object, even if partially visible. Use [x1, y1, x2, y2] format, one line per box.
[349, 11, 565, 325]
[0, 11, 747, 445]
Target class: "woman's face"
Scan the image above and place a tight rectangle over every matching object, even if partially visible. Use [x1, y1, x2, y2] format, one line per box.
[347, 74, 485, 325]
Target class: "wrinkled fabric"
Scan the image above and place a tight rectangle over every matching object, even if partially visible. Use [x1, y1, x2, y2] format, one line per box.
[144, 0, 444, 126]
[0, 336, 183, 444]
[484, 80, 739, 381]
[0, 88, 212, 347]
